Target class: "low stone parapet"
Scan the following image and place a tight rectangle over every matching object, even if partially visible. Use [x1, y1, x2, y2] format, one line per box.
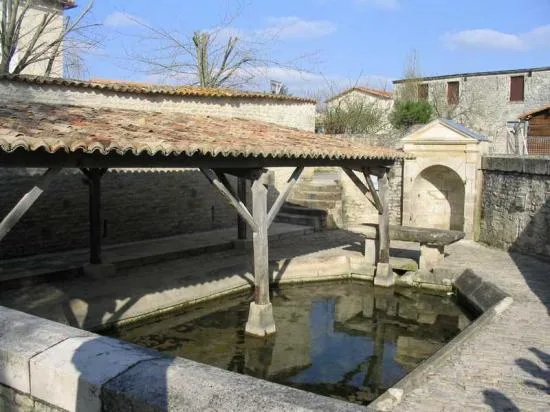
[0, 305, 363, 411]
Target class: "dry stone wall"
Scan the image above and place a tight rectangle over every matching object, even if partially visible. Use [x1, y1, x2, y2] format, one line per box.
[479, 156, 550, 260]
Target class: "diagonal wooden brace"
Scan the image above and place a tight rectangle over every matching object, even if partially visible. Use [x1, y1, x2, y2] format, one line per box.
[0, 168, 61, 242]
[266, 166, 303, 228]
[201, 168, 258, 232]
[342, 167, 378, 210]
[362, 167, 383, 214]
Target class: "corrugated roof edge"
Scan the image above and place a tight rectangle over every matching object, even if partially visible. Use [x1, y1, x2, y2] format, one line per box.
[393, 66, 550, 84]
[0, 74, 317, 104]
[519, 104, 550, 120]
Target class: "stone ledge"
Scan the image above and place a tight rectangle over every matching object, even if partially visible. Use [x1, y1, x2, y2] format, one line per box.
[367, 269, 513, 411]
[103, 357, 361, 412]
[0, 305, 93, 394]
[0, 304, 363, 411]
[482, 155, 550, 175]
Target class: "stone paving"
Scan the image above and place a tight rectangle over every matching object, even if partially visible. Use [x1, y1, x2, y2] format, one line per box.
[393, 240, 550, 412]
[0, 229, 549, 411]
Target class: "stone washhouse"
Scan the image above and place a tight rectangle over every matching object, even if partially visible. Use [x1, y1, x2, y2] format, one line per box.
[0, 75, 407, 337]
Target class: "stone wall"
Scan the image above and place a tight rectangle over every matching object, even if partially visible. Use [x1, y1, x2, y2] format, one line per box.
[340, 134, 403, 226]
[0, 79, 316, 132]
[7, 1, 65, 77]
[0, 168, 241, 259]
[479, 156, 550, 260]
[394, 69, 550, 154]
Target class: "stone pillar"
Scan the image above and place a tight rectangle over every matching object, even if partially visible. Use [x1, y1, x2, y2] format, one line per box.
[245, 174, 276, 337]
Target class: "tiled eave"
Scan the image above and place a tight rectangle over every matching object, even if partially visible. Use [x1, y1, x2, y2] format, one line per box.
[0, 102, 409, 168]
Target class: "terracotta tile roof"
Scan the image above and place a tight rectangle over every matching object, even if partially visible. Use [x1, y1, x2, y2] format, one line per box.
[326, 87, 393, 103]
[0, 103, 406, 161]
[519, 104, 550, 120]
[0, 74, 316, 104]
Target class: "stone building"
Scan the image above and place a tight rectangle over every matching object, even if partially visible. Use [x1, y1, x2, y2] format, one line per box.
[0, 75, 316, 258]
[325, 87, 393, 111]
[0, 0, 73, 76]
[393, 66, 550, 154]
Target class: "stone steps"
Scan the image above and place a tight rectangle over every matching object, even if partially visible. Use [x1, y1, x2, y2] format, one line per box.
[289, 190, 342, 201]
[287, 197, 340, 210]
[275, 212, 326, 231]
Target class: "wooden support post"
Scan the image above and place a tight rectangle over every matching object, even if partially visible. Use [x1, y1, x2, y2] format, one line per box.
[252, 176, 269, 305]
[374, 168, 394, 287]
[245, 172, 276, 336]
[266, 166, 303, 227]
[81, 168, 107, 264]
[237, 178, 247, 239]
[378, 170, 390, 264]
[0, 168, 61, 242]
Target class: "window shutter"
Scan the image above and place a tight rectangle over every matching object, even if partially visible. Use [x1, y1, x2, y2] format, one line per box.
[418, 84, 428, 100]
[510, 76, 524, 102]
[447, 81, 459, 105]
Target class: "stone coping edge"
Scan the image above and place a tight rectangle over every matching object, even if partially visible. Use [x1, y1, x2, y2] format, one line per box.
[367, 269, 513, 411]
[0, 304, 364, 412]
[482, 155, 550, 175]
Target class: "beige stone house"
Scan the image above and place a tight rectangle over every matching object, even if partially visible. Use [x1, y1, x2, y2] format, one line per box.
[393, 66, 550, 154]
[326, 87, 393, 110]
[1, 0, 74, 76]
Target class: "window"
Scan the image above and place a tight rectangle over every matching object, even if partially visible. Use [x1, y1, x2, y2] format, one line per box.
[418, 83, 429, 100]
[510, 76, 524, 102]
[447, 81, 459, 105]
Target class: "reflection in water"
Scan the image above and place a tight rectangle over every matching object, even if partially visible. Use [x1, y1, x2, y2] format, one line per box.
[109, 282, 472, 406]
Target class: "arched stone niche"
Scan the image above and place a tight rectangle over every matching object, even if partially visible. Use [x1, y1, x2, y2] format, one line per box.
[401, 119, 488, 239]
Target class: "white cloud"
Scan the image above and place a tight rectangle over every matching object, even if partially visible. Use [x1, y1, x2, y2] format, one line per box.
[261, 17, 337, 39]
[355, 0, 400, 10]
[443, 25, 550, 52]
[104, 12, 145, 28]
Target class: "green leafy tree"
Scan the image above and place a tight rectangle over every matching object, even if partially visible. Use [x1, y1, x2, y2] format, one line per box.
[389, 100, 433, 130]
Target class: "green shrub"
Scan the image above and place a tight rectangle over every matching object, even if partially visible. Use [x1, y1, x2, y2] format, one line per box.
[318, 100, 388, 134]
[389, 100, 433, 130]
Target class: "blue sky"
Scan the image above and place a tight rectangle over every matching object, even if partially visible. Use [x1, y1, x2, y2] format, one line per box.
[74, 0, 550, 96]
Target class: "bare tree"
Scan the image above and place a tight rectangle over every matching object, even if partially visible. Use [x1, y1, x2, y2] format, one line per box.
[125, 10, 315, 89]
[395, 49, 422, 102]
[0, 0, 99, 77]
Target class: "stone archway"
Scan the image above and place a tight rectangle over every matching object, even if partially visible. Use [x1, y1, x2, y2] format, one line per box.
[410, 165, 465, 231]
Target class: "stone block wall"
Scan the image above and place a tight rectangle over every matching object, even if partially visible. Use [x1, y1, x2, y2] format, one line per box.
[339, 134, 403, 227]
[340, 160, 403, 227]
[0, 80, 316, 132]
[394, 69, 550, 154]
[0, 168, 240, 259]
[479, 156, 550, 260]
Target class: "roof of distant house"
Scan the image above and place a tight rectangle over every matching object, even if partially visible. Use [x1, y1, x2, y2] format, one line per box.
[393, 66, 550, 84]
[519, 104, 550, 120]
[325, 87, 393, 103]
[0, 102, 407, 163]
[0, 74, 317, 104]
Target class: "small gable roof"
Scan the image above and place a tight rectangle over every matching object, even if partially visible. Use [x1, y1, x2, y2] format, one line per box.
[326, 87, 393, 103]
[402, 118, 488, 143]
